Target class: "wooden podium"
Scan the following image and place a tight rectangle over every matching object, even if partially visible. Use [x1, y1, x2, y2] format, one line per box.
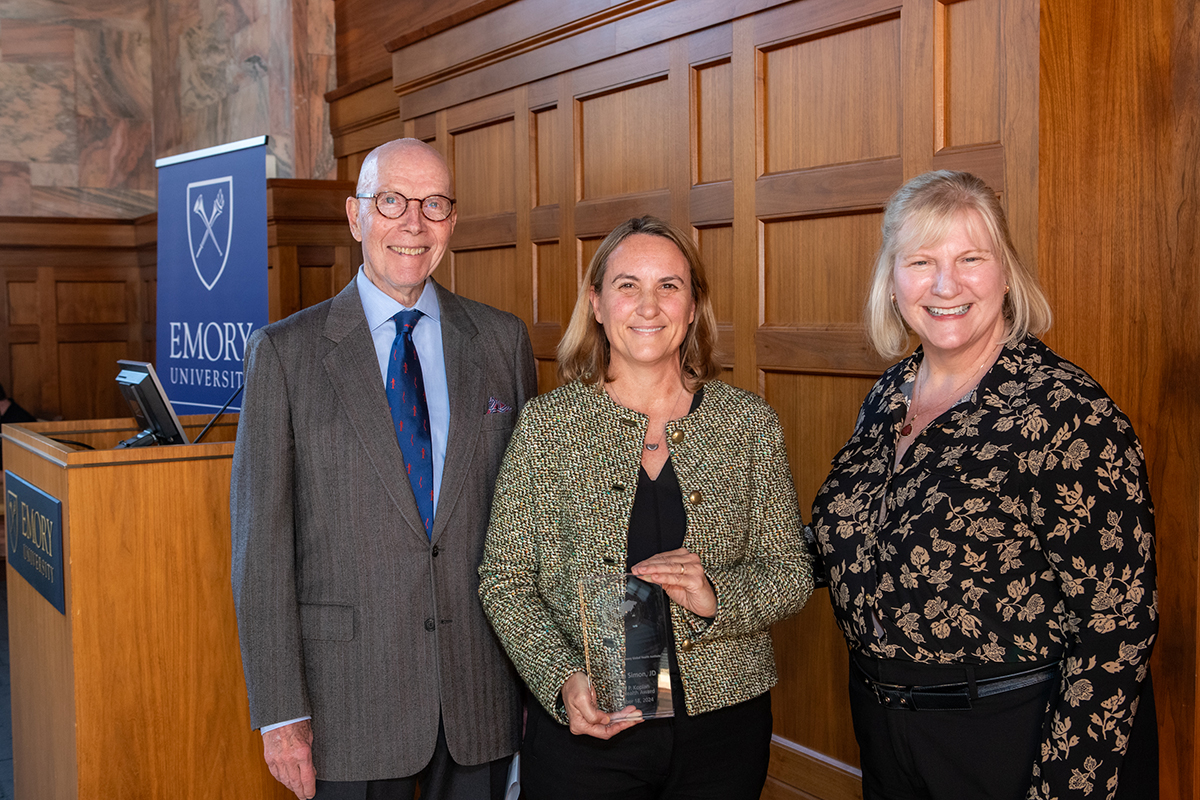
[2, 415, 290, 800]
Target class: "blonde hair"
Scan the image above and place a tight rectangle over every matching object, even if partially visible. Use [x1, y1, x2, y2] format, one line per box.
[557, 216, 719, 390]
[864, 170, 1052, 360]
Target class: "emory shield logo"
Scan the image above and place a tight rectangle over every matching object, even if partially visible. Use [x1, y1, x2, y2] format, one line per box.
[6, 491, 16, 557]
[187, 176, 234, 291]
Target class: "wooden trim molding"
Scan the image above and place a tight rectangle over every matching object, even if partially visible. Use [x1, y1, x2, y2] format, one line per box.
[382, 0, 522, 53]
[391, 0, 673, 96]
[390, 0, 794, 121]
[756, 326, 892, 376]
[768, 735, 863, 800]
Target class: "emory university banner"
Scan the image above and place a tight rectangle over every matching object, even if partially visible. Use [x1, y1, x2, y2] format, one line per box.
[155, 136, 268, 414]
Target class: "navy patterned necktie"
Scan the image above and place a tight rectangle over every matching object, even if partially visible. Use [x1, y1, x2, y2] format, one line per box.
[386, 309, 434, 537]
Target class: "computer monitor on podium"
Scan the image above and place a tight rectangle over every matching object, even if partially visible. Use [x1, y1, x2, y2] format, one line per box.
[114, 360, 189, 448]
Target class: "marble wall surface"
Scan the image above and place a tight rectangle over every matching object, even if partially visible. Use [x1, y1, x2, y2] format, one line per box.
[0, 1, 156, 216]
[0, 0, 337, 219]
[151, 0, 337, 182]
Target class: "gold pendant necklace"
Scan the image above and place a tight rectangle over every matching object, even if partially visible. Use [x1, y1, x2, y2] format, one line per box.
[900, 345, 998, 439]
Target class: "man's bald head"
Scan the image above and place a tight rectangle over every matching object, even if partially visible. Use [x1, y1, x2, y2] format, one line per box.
[356, 139, 450, 197]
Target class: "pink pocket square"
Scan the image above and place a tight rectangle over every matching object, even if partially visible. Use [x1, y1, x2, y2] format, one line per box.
[486, 397, 513, 414]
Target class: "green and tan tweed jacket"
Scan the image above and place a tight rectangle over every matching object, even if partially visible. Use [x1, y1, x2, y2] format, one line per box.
[479, 378, 813, 723]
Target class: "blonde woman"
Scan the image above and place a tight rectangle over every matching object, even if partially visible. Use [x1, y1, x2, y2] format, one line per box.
[812, 171, 1158, 800]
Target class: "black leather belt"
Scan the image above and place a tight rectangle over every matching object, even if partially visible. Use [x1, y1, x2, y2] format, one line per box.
[852, 659, 1060, 711]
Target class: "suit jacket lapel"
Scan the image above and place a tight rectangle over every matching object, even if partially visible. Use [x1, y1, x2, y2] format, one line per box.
[322, 280, 429, 541]
[432, 280, 484, 543]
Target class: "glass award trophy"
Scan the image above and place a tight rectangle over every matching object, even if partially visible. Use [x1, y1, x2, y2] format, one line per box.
[576, 573, 675, 720]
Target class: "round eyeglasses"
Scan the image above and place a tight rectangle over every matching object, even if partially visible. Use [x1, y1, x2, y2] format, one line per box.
[356, 191, 456, 222]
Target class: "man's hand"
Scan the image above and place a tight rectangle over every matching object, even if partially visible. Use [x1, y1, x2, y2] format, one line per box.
[262, 719, 317, 799]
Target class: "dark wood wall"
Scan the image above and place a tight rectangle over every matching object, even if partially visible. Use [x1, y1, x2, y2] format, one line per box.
[324, 0, 1200, 797]
[1038, 2, 1200, 796]
[0, 216, 156, 420]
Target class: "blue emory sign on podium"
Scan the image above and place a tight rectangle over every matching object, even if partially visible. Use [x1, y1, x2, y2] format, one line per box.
[5, 472, 65, 615]
[155, 136, 269, 414]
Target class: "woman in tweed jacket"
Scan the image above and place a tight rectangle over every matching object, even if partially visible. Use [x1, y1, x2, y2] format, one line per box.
[479, 216, 813, 799]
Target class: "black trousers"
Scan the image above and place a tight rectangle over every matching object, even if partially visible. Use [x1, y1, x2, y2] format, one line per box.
[520, 690, 773, 800]
[314, 718, 510, 800]
[848, 656, 1159, 800]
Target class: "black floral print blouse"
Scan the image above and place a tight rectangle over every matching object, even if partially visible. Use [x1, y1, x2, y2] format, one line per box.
[811, 335, 1157, 799]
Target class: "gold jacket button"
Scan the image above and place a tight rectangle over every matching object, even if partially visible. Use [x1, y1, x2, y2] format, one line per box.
[687, 490, 703, 505]
[680, 638, 694, 651]
[669, 430, 685, 444]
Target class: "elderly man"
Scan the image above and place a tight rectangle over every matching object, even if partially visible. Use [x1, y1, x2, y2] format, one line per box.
[232, 138, 536, 800]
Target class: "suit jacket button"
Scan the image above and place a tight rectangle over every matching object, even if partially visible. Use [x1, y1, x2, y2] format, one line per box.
[680, 638, 694, 651]
[620, 418, 638, 427]
[612, 483, 625, 492]
[687, 490, 703, 505]
[431, 545, 440, 557]
[424, 618, 436, 632]
[670, 430, 684, 444]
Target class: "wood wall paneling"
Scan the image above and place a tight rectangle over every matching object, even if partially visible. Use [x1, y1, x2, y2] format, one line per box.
[55, 282, 126, 325]
[57, 342, 129, 421]
[451, 246, 520, 318]
[9, 345, 40, 416]
[1038, 1, 1198, 796]
[534, 240, 571, 326]
[453, 119, 518, 218]
[765, 736, 864, 800]
[695, 59, 733, 185]
[8, 283, 37, 326]
[762, 15, 902, 175]
[267, 179, 361, 322]
[754, 161, 902, 220]
[667, 39, 694, 231]
[387, 0, 776, 121]
[533, 107, 561, 209]
[580, 79, 671, 200]
[335, 0, 517, 89]
[763, 214, 881, 327]
[696, 225, 734, 325]
[534, 359, 558, 393]
[766, 368, 879, 788]
[939, 0, 1002, 149]
[0, 219, 152, 420]
[729, 15, 759, 393]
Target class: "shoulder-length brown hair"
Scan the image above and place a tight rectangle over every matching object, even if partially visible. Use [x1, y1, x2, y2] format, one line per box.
[557, 216, 719, 390]
[865, 170, 1053, 360]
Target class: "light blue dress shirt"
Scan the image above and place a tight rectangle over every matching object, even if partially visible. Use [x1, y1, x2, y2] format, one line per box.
[261, 269, 451, 735]
[355, 269, 450, 515]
